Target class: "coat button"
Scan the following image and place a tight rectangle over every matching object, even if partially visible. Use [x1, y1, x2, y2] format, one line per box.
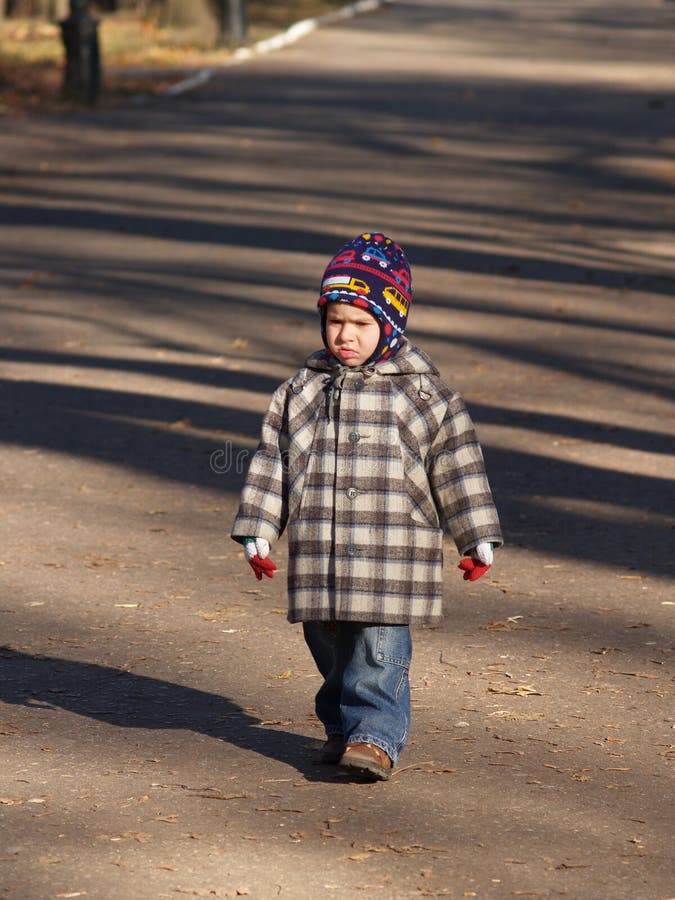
[348, 432, 360, 443]
[346, 544, 359, 557]
[346, 487, 358, 500]
[354, 378, 364, 391]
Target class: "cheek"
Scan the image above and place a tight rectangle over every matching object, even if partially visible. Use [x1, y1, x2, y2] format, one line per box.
[366, 326, 380, 348]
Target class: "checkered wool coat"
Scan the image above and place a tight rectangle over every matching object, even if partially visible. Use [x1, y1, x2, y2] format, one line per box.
[231, 340, 502, 624]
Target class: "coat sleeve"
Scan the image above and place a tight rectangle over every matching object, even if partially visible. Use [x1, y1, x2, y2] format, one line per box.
[230, 382, 289, 546]
[427, 391, 503, 556]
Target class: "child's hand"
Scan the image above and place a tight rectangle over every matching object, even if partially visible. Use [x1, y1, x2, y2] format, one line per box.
[243, 537, 277, 581]
[458, 542, 494, 581]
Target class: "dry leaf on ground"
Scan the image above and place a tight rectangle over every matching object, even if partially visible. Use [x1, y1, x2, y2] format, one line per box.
[488, 684, 541, 696]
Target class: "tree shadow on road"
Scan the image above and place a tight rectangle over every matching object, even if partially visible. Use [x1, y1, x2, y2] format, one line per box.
[0, 646, 343, 783]
[0, 361, 672, 577]
[0, 7, 673, 581]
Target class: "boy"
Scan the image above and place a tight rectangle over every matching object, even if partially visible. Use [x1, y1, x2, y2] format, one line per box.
[231, 232, 502, 781]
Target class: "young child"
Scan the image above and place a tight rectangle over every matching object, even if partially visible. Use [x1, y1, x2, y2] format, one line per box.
[231, 232, 503, 781]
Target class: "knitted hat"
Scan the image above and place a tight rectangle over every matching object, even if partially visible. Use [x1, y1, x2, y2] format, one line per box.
[318, 232, 412, 364]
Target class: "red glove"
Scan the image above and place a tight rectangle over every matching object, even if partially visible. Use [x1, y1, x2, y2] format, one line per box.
[458, 557, 491, 582]
[243, 537, 277, 581]
[249, 554, 278, 581]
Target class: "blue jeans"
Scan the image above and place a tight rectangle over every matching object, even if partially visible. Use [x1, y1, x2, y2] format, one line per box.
[302, 621, 412, 765]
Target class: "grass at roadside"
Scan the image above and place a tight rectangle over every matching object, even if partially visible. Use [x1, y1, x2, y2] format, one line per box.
[0, 1, 348, 114]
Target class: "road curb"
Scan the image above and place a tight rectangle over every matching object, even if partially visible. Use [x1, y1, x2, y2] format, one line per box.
[164, 0, 394, 97]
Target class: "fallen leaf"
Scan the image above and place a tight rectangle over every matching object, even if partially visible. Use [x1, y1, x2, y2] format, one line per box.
[482, 616, 526, 631]
[488, 684, 541, 697]
[607, 671, 659, 680]
[197, 607, 247, 623]
[389, 843, 448, 856]
[489, 710, 544, 721]
[104, 831, 152, 843]
[195, 791, 253, 801]
[255, 806, 308, 813]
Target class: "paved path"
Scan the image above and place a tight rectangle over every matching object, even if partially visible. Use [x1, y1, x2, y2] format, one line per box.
[1, 2, 674, 897]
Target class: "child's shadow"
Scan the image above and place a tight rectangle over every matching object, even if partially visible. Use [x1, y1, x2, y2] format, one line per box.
[0, 647, 342, 783]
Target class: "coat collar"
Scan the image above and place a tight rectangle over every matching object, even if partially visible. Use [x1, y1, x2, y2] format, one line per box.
[304, 339, 438, 377]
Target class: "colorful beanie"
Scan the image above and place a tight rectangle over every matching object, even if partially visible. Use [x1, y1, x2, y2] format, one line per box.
[318, 231, 412, 364]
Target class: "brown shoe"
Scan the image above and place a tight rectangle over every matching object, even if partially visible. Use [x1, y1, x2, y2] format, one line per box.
[339, 742, 393, 781]
[320, 733, 345, 764]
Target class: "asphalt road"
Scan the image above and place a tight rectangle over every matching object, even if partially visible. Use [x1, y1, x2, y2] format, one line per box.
[1, 1, 674, 898]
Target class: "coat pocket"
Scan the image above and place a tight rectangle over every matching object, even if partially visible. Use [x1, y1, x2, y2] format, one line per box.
[290, 418, 337, 520]
[399, 443, 440, 529]
[288, 452, 309, 519]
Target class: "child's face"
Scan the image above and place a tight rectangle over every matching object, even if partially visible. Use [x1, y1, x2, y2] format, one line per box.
[325, 303, 381, 366]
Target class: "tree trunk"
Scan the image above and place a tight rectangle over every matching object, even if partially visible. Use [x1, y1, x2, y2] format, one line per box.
[227, 0, 245, 46]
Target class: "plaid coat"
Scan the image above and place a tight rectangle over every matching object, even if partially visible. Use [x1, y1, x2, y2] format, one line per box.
[231, 340, 502, 624]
